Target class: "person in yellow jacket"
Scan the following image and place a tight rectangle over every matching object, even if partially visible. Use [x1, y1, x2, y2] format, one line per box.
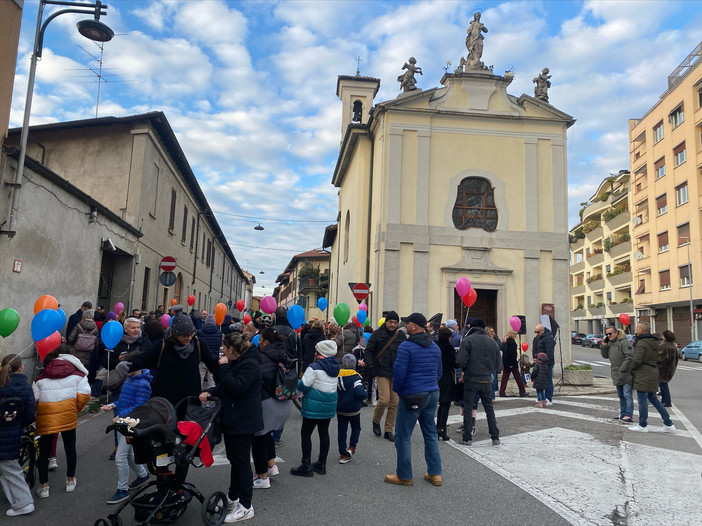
[32, 345, 90, 498]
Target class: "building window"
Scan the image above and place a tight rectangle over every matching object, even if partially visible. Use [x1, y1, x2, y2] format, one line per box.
[202, 233, 206, 262]
[680, 265, 692, 287]
[606, 291, 612, 301]
[206, 239, 211, 268]
[653, 121, 664, 143]
[586, 296, 591, 307]
[168, 188, 177, 233]
[181, 205, 188, 244]
[656, 194, 667, 216]
[151, 164, 160, 217]
[670, 105, 684, 128]
[698, 89, 702, 108]
[658, 231, 669, 253]
[606, 264, 611, 273]
[659, 269, 671, 291]
[676, 183, 688, 206]
[343, 211, 350, 264]
[678, 222, 690, 246]
[352, 100, 362, 123]
[654, 158, 665, 180]
[141, 267, 151, 311]
[635, 279, 645, 295]
[674, 142, 686, 167]
[452, 177, 498, 232]
[190, 218, 195, 251]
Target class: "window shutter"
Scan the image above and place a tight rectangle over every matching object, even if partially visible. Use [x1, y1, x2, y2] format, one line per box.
[658, 231, 669, 248]
[659, 270, 670, 289]
[678, 223, 690, 245]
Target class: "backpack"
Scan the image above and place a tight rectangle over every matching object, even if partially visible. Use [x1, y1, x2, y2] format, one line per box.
[74, 324, 98, 351]
[0, 397, 23, 426]
[274, 360, 299, 401]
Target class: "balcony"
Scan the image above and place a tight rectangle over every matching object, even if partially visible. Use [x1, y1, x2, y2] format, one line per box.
[608, 241, 632, 259]
[587, 278, 604, 291]
[586, 226, 604, 242]
[571, 237, 585, 251]
[608, 271, 632, 287]
[587, 252, 604, 266]
[570, 261, 585, 274]
[572, 309, 586, 318]
[582, 200, 608, 223]
[588, 306, 605, 317]
[609, 302, 634, 315]
[606, 212, 630, 232]
[571, 284, 585, 295]
[298, 277, 322, 292]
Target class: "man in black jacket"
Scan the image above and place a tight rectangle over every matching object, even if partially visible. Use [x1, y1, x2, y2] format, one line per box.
[66, 301, 92, 338]
[532, 324, 555, 405]
[364, 311, 406, 442]
[274, 307, 302, 364]
[456, 319, 501, 446]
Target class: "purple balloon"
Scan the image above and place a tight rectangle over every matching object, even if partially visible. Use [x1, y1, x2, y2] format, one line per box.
[456, 277, 471, 298]
[260, 296, 277, 314]
[160, 314, 171, 329]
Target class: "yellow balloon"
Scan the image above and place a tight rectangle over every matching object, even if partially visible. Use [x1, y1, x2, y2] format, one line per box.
[378, 317, 386, 327]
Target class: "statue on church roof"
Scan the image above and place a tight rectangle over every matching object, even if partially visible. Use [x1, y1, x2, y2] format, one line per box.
[397, 57, 422, 93]
[533, 68, 552, 102]
[463, 12, 489, 71]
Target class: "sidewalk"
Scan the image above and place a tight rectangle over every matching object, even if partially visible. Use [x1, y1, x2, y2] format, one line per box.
[500, 374, 616, 398]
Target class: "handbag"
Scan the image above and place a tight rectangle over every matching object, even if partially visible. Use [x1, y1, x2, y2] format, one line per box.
[274, 360, 299, 401]
[402, 392, 430, 411]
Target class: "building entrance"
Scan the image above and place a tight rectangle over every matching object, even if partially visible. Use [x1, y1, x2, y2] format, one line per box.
[454, 288, 497, 331]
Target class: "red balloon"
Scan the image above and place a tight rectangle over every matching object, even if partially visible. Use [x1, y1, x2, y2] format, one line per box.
[618, 313, 630, 326]
[37, 331, 61, 361]
[236, 300, 245, 312]
[353, 315, 362, 327]
[521, 342, 529, 352]
[243, 314, 252, 324]
[462, 288, 477, 308]
[187, 295, 196, 306]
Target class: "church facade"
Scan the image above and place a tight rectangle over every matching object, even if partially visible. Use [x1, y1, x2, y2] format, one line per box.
[325, 64, 574, 340]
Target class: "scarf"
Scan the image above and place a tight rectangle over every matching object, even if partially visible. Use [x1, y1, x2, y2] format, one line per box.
[174, 341, 195, 359]
[122, 333, 139, 345]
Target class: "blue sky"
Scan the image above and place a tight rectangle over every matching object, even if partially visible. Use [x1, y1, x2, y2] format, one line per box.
[11, 0, 702, 296]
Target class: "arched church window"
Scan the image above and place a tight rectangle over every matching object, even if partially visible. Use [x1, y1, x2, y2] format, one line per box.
[452, 177, 498, 232]
[344, 210, 351, 263]
[352, 100, 362, 123]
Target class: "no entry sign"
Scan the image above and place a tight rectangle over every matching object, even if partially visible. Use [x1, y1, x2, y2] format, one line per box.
[349, 282, 371, 302]
[160, 256, 176, 272]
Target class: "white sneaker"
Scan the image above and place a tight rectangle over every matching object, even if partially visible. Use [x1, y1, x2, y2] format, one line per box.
[6, 503, 35, 516]
[227, 497, 239, 512]
[36, 485, 49, 499]
[267, 464, 279, 477]
[628, 424, 648, 432]
[545, 400, 553, 407]
[65, 478, 76, 492]
[252, 477, 270, 489]
[48, 457, 58, 471]
[663, 424, 677, 433]
[225, 503, 254, 523]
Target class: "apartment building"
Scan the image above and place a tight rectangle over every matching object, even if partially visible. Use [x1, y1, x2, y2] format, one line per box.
[570, 171, 634, 334]
[628, 42, 702, 346]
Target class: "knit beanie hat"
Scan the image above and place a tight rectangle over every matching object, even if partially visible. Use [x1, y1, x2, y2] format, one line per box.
[106, 311, 117, 321]
[385, 311, 399, 322]
[205, 314, 216, 326]
[82, 309, 95, 321]
[342, 353, 357, 369]
[171, 309, 195, 336]
[315, 340, 337, 358]
[536, 352, 548, 363]
[446, 319, 458, 329]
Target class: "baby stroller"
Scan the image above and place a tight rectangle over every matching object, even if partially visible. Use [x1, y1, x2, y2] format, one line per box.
[94, 396, 226, 526]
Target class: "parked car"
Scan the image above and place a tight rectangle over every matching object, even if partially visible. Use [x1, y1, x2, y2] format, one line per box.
[571, 332, 586, 345]
[582, 334, 604, 348]
[679, 341, 702, 362]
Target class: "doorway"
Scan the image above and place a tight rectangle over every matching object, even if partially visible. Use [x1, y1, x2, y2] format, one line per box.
[454, 288, 497, 331]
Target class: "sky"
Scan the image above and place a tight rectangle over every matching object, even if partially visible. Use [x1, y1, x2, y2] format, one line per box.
[10, 0, 702, 297]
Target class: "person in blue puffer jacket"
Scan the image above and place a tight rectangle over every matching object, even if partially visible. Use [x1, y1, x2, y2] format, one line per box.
[336, 354, 367, 464]
[101, 367, 153, 505]
[290, 340, 340, 478]
[0, 354, 36, 517]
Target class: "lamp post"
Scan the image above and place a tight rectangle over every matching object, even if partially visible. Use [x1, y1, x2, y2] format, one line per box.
[5, 1, 113, 236]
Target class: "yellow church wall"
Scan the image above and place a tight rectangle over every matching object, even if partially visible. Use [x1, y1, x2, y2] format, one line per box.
[539, 251, 554, 305]
[537, 139, 555, 232]
[401, 131, 418, 224]
[398, 243, 415, 309]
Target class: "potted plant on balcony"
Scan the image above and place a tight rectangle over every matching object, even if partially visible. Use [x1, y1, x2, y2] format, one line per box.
[298, 261, 320, 288]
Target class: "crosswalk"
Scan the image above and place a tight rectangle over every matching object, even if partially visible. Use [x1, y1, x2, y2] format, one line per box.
[573, 359, 702, 372]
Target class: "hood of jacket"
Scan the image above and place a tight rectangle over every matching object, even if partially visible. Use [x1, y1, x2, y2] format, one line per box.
[616, 329, 627, 341]
[200, 324, 221, 335]
[40, 354, 88, 379]
[407, 331, 433, 348]
[316, 356, 340, 377]
[261, 340, 287, 363]
[130, 369, 153, 383]
[338, 368, 359, 378]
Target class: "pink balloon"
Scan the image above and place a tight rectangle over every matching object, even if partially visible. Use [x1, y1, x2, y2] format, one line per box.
[455, 277, 471, 298]
[114, 302, 124, 315]
[359, 303, 368, 311]
[260, 296, 277, 314]
[510, 316, 522, 332]
[160, 314, 171, 328]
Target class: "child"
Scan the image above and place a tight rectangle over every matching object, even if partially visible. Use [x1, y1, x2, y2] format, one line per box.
[531, 353, 549, 408]
[291, 340, 340, 477]
[101, 363, 153, 504]
[0, 354, 36, 517]
[519, 350, 532, 386]
[336, 354, 367, 463]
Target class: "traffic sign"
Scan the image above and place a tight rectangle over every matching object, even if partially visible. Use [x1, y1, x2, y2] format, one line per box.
[159, 271, 176, 287]
[348, 282, 371, 302]
[160, 256, 176, 272]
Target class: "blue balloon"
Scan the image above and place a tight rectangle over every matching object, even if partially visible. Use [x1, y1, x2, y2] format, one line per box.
[317, 297, 328, 311]
[101, 320, 124, 350]
[55, 308, 67, 333]
[252, 334, 260, 347]
[288, 304, 305, 330]
[31, 309, 61, 342]
[356, 310, 367, 325]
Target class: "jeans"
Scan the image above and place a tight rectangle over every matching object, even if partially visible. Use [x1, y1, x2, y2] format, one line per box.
[223, 434, 253, 508]
[395, 390, 441, 480]
[491, 372, 498, 395]
[463, 382, 499, 441]
[546, 364, 554, 402]
[658, 382, 672, 406]
[616, 383, 634, 418]
[300, 418, 330, 464]
[116, 432, 148, 490]
[636, 390, 673, 428]
[536, 389, 546, 401]
[337, 414, 361, 455]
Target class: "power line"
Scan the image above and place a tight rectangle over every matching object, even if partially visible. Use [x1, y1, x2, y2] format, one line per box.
[211, 209, 333, 224]
[227, 242, 300, 252]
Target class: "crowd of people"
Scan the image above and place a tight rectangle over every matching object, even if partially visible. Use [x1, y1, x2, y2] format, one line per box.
[0, 301, 682, 521]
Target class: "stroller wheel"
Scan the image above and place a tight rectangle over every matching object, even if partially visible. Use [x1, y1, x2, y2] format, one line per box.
[93, 517, 122, 526]
[201, 491, 227, 526]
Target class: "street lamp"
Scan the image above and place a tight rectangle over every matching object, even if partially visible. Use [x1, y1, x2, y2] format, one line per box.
[5, 1, 114, 236]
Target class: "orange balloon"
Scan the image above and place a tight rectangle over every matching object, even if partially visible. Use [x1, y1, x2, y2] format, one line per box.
[170, 298, 178, 306]
[34, 295, 58, 315]
[214, 303, 227, 326]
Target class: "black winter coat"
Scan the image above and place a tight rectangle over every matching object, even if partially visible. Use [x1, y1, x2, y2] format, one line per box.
[532, 361, 549, 390]
[532, 328, 555, 365]
[301, 329, 325, 369]
[197, 324, 222, 357]
[502, 338, 519, 368]
[437, 338, 457, 403]
[104, 333, 152, 370]
[259, 341, 288, 400]
[210, 346, 263, 435]
[129, 335, 217, 406]
[0, 373, 35, 461]
[364, 323, 406, 378]
[274, 318, 302, 362]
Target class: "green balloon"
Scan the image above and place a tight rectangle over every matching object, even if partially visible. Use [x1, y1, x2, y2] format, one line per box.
[0, 308, 20, 338]
[333, 302, 350, 326]
[363, 317, 370, 327]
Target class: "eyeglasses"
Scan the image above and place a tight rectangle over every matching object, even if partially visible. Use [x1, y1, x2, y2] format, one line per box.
[605, 332, 614, 336]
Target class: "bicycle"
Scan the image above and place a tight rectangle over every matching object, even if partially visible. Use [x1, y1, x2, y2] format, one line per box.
[18, 424, 39, 489]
